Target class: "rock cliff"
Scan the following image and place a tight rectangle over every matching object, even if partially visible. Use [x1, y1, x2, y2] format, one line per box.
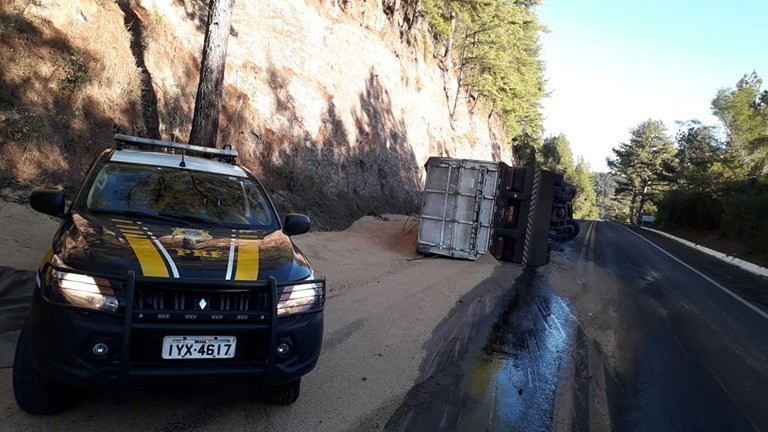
[0, 0, 512, 228]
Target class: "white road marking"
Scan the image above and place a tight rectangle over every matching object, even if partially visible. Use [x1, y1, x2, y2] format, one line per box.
[619, 224, 768, 321]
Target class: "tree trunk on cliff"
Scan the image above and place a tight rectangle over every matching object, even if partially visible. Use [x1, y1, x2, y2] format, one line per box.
[189, 0, 234, 148]
[450, 30, 470, 119]
[444, 11, 456, 72]
[405, 0, 421, 37]
[392, 0, 400, 27]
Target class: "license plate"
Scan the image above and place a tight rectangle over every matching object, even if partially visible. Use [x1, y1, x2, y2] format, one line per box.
[161, 336, 236, 359]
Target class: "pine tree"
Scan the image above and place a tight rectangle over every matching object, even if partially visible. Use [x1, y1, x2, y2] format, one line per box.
[572, 157, 598, 220]
[540, 134, 575, 179]
[711, 72, 768, 177]
[607, 119, 676, 224]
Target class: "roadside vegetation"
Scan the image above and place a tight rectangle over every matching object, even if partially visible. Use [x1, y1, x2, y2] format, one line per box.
[601, 72, 768, 256]
[415, 0, 546, 139]
[537, 134, 598, 219]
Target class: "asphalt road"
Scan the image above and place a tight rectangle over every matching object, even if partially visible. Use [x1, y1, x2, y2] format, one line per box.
[386, 221, 768, 431]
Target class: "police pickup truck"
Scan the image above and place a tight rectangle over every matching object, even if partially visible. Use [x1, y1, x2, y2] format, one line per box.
[14, 135, 325, 414]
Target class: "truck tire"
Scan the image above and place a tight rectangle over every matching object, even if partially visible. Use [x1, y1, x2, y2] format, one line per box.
[567, 219, 580, 238]
[13, 322, 74, 415]
[266, 378, 301, 405]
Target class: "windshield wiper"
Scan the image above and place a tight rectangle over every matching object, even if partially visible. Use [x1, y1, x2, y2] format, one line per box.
[90, 209, 205, 226]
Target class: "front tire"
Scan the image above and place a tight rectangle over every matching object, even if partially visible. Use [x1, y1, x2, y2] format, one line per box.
[13, 322, 75, 414]
[567, 219, 580, 238]
[266, 378, 301, 405]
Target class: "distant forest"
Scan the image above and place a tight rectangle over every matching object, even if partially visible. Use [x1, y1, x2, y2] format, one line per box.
[599, 72, 768, 253]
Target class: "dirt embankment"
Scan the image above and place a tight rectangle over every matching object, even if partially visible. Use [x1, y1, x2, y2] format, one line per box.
[0, 0, 512, 230]
[664, 226, 768, 268]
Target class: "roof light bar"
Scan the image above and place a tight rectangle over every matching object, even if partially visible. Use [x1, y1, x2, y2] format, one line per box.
[113, 134, 238, 159]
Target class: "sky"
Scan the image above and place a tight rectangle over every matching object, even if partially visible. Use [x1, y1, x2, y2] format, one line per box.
[537, 0, 768, 172]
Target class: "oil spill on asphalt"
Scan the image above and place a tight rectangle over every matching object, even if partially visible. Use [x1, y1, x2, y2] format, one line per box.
[385, 267, 576, 431]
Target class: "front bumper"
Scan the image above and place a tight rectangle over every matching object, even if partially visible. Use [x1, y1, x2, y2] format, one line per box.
[28, 278, 323, 389]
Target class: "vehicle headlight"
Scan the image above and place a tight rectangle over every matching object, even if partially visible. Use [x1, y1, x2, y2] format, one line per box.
[277, 280, 324, 316]
[45, 257, 119, 312]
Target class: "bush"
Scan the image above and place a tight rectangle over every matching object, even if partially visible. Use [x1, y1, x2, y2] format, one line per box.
[62, 49, 89, 92]
[659, 181, 768, 253]
[720, 181, 768, 250]
[657, 190, 722, 230]
[3, 109, 46, 141]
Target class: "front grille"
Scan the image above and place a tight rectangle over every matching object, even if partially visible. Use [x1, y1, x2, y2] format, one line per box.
[135, 287, 269, 312]
[133, 284, 272, 323]
[130, 329, 269, 364]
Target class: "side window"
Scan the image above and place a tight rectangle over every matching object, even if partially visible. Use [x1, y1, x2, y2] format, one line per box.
[86, 168, 109, 209]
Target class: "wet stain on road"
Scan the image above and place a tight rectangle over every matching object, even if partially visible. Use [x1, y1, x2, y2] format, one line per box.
[385, 267, 575, 431]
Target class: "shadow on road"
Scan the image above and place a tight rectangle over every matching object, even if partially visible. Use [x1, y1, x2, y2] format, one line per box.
[385, 265, 575, 431]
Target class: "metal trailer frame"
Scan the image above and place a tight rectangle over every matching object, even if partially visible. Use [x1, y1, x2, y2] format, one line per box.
[417, 158, 501, 260]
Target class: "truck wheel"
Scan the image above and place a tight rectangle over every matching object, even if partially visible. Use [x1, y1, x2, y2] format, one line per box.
[13, 323, 74, 414]
[266, 378, 301, 405]
[567, 219, 580, 238]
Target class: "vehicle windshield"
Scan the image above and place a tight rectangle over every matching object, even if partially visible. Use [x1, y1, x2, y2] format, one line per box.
[79, 162, 277, 228]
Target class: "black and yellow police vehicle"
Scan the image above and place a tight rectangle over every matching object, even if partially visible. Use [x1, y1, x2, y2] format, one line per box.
[13, 135, 325, 414]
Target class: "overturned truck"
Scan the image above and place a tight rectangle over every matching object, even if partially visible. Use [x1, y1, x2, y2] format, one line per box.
[417, 157, 578, 266]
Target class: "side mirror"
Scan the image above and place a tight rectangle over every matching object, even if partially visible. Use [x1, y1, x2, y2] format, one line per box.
[30, 189, 66, 218]
[283, 213, 311, 236]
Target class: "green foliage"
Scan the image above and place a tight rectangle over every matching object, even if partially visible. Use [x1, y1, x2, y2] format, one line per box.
[626, 72, 768, 257]
[62, 49, 90, 93]
[711, 72, 768, 177]
[607, 119, 676, 224]
[656, 120, 725, 230]
[511, 132, 539, 167]
[540, 134, 574, 178]
[420, 0, 454, 39]
[419, 0, 546, 141]
[673, 120, 725, 190]
[719, 180, 768, 252]
[656, 189, 722, 230]
[537, 134, 597, 219]
[571, 157, 598, 219]
[593, 172, 627, 221]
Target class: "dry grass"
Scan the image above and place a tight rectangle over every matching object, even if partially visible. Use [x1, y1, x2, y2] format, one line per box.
[0, 0, 143, 186]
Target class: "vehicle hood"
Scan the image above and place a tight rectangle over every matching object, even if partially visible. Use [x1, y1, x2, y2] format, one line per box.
[54, 212, 312, 282]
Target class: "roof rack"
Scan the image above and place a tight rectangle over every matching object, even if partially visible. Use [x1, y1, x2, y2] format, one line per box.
[113, 134, 238, 162]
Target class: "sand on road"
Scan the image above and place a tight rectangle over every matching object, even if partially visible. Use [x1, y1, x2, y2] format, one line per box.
[0, 201, 522, 432]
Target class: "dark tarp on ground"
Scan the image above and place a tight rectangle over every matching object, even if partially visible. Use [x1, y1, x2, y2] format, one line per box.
[0, 266, 35, 368]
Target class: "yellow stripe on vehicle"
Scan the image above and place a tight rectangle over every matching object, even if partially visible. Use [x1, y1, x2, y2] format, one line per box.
[234, 239, 259, 280]
[124, 235, 169, 278]
[39, 249, 54, 271]
[116, 225, 143, 231]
